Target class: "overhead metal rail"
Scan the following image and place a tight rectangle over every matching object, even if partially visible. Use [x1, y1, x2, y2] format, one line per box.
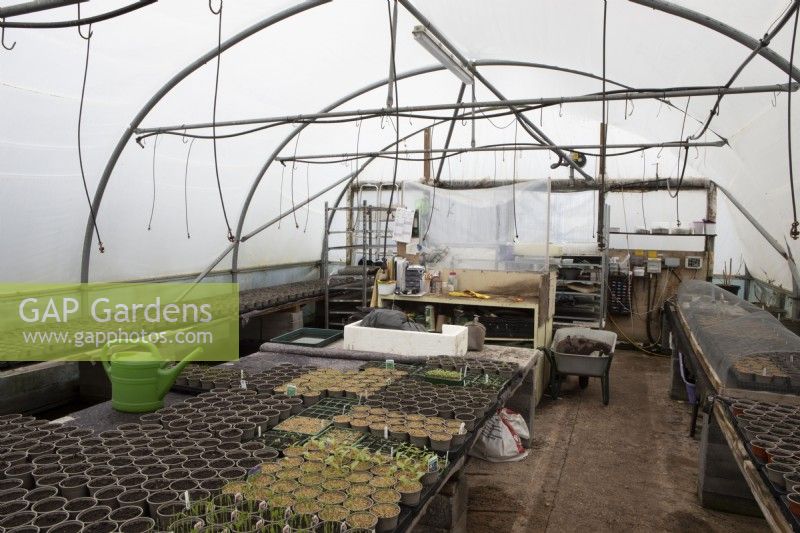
[275, 140, 727, 163]
[0, 0, 86, 18]
[135, 83, 797, 136]
[0, 0, 156, 28]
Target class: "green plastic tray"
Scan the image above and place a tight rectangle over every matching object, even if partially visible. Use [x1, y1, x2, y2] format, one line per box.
[270, 327, 343, 348]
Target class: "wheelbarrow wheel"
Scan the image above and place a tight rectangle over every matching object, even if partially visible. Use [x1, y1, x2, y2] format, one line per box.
[578, 376, 589, 389]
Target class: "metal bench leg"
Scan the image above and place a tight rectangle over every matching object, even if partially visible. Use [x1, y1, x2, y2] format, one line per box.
[601, 374, 610, 405]
[689, 401, 700, 437]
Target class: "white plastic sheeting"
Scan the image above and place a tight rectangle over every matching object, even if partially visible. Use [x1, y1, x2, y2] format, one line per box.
[0, 0, 798, 287]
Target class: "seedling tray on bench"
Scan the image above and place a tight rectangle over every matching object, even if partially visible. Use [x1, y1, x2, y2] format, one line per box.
[270, 327, 343, 347]
[297, 397, 358, 420]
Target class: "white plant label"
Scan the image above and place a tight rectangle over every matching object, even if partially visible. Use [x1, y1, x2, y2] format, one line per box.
[240, 379, 247, 389]
[184, 490, 190, 509]
[287, 384, 297, 397]
[484, 374, 489, 384]
[459, 422, 466, 434]
[427, 456, 438, 473]
[257, 426, 262, 437]
[384, 425, 389, 439]
[386, 359, 395, 370]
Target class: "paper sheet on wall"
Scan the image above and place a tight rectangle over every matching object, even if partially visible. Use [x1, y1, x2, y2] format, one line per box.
[393, 207, 414, 243]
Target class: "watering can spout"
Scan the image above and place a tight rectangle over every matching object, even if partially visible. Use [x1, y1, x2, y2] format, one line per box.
[157, 346, 204, 398]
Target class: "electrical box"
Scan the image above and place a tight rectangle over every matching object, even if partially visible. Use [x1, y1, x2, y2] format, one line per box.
[646, 258, 662, 274]
[685, 256, 703, 269]
[664, 257, 680, 268]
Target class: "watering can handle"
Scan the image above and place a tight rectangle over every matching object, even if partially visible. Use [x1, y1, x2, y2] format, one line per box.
[95, 339, 161, 374]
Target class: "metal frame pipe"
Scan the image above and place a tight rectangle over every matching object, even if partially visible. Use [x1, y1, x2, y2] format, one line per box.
[0, 0, 85, 18]
[0, 0, 156, 28]
[276, 140, 726, 162]
[397, 0, 594, 182]
[630, 0, 800, 82]
[134, 83, 795, 135]
[434, 83, 466, 182]
[715, 182, 800, 291]
[78, 0, 331, 283]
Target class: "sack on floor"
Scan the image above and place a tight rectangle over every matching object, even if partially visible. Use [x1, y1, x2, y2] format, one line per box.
[469, 408, 529, 462]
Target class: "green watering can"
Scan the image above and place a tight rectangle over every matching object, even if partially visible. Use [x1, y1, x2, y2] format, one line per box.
[99, 340, 204, 413]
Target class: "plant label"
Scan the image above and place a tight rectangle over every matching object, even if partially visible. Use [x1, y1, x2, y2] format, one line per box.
[484, 373, 489, 384]
[257, 426, 262, 437]
[240, 379, 247, 389]
[384, 425, 389, 439]
[184, 490, 190, 509]
[459, 422, 466, 434]
[385, 359, 395, 370]
[427, 456, 438, 473]
[287, 384, 297, 397]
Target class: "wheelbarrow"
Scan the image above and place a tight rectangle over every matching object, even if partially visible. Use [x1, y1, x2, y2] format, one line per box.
[546, 327, 617, 405]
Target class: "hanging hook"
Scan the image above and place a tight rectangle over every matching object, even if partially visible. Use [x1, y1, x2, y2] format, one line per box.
[181, 129, 188, 144]
[772, 91, 778, 107]
[656, 146, 664, 159]
[1, 19, 15, 50]
[209, 0, 222, 15]
[625, 97, 635, 119]
[558, 103, 563, 117]
[693, 145, 700, 160]
[539, 107, 543, 127]
[77, 5, 92, 40]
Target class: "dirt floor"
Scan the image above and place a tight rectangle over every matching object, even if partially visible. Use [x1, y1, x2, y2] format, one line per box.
[464, 349, 770, 533]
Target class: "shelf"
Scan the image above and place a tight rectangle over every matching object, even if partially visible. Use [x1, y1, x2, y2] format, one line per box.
[556, 291, 601, 298]
[609, 231, 715, 236]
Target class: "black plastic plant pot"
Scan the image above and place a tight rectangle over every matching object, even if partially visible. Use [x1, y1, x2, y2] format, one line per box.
[81, 521, 117, 533]
[33, 509, 70, 531]
[109, 504, 144, 523]
[63, 496, 97, 519]
[75, 505, 113, 523]
[119, 517, 156, 533]
[49, 520, 85, 533]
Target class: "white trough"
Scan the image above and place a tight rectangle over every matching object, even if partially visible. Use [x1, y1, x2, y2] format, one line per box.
[343, 321, 468, 358]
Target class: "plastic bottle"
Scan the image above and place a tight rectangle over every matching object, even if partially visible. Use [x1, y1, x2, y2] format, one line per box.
[448, 270, 458, 291]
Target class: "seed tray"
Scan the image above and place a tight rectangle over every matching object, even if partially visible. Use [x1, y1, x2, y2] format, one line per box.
[274, 415, 331, 435]
[463, 372, 509, 390]
[270, 327, 343, 348]
[314, 425, 365, 446]
[297, 397, 358, 420]
[258, 429, 310, 450]
[359, 361, 423, 375]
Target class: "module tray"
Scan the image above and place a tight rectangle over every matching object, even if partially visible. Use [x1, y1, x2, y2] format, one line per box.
[270, 327, 343, 347]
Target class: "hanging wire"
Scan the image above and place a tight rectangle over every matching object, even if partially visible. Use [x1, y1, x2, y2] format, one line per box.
[512, 121, 519, 240]
[789, 8, 800, 239]
[668, 97, 692, 227]
[147, 135, 158, 231]
[1, 18, 16, 50]
[278, 164, 285, 229]
[304, 163, 311, 233]
[290, 132, 302, 228]
[381, 0, 400, 259]
[184, 137, 196, 239]
[76, 8, 102, 252]
[210, 0, 234, 241]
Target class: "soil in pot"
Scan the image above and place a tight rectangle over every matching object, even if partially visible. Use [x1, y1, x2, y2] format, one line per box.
[117, 488, 149, 511]
[33, 509, 70, 531]
[59, 475, 90, 500]
[119, 517, 156, 533]
[372, 503, 400, 532]
[5, 462, 35, 489]
[0, 499, 30, 516]
[397, 479, 422, 506]
[347, 512, 378, 530]
[49, 520, 85, 533]
[76, 505, 113, 523]
[24, 485, 59, 503]
[94, 485, 125, 509]
[81, 520, 117, 533]
[109, 504, 144, 523]
[31, 496, 68, 513]
[146, 490, 178, 518]
[0, 510, 37, 528]
[155, 501, 186, 529]
[86, 476, 116, 496]
[63, 496, 97, 518]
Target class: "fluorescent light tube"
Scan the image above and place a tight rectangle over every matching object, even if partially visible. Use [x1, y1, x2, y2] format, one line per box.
[412, 25, 473, 85]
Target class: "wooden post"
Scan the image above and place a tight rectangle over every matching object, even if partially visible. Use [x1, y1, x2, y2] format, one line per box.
[423, 127, 432, 182]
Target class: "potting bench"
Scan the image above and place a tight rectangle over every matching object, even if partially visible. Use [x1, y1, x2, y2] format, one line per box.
[53, 343, 542, 532]
[666, 282, 800, 528]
